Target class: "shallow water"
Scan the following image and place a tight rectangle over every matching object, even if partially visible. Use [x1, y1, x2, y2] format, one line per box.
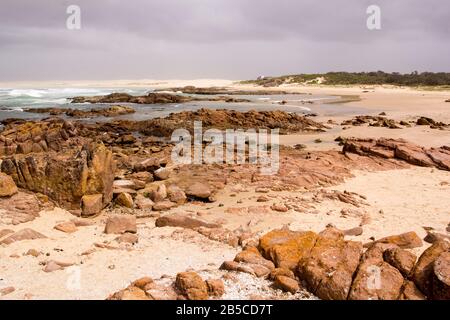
[0, 87, 366, 122]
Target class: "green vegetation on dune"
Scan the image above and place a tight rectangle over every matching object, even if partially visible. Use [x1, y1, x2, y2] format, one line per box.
[241, 71, 450, 87]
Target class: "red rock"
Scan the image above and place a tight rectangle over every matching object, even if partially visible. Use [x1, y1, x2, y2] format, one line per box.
[366, 231, 423, 249]
[81, 194, 103, 217]
[155, 214, 220, 229]
[0, 228, 46, 245]
[273, 275, 300, 294]
[206, 279, 225, 297]
[104, 215, 137, 234]
[175, 272, 208, 300]
[115, 233, 138, 244]
[0, 286, 15, 296]
[54, 221, 78, 233]
[348, 244, 406, 300]
[399, 281, 426, 300]
[186, 182, 212, 199]
[116, 192, 134, 208]
[259, 229, 317, 271]
[383, 247, 417, 277]
[234, 247, 275, 270]
[299, 234, 363, 300]
[432, 252, 450, 300]
[412, 240, 449, 296]
[0, 172, 18, 197]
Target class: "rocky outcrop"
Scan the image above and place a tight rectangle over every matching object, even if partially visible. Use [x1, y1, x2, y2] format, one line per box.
[343, 138, 450, 171]
[223, 227, 449, 300]
[0, 118, 78, 157]
[1, 142, 115, 211]
[341, 116, 402, 129]
[25, 105, 135, 118]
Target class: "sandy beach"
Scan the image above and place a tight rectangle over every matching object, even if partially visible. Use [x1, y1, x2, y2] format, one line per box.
[0, 80, 449, 300]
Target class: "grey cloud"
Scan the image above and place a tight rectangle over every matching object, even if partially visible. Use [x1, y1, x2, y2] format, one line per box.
[0, 0, 449, 81]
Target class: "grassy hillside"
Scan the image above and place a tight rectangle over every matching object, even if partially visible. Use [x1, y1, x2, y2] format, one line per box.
[241, 71, 450, 87]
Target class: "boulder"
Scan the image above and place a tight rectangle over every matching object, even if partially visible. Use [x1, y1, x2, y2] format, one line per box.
[152, 200, 177, 211]
[116, 192, 134, 208]
[115, 233, 139, 244]
[259, 229, 317, 271]
[104, 215, 137, 234]
[0, 173, 18, 197]
[366, 231, 423, 249]
[54, 221, 78, 233]
[348, 244, 405, 300]
[108, 286, 150, 300]
[175, 272, 208, 300]
[186, 182, 212, 200]
[431, 251, 450, 300]
[273, 275, 300, 294]
[383, 247, 417, 277]
[134, 194, 154, 210]
[167, 185, 187, 204]
[1, 142, 115, 210]
[399, 281, 426, 300]
[412, 240, 449, 296]
[81, 194, 104, 216]
[155, 214, 221, 229]
[206, 279, 225, 297]
[234, 247, 275, 270]
[299, 233, 363, 300]
[154, 167, 170, 180]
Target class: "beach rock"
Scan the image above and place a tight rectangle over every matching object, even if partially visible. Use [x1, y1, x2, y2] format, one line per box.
[271, 204, 289, 212]
[259, 229, 317, 271]
[366, 231, 423, 249]
[104, 215, 137, 234]
[155, 214, 220, 229]
[134, 194, 154, 210]
[431, 252, 450, 300]
[175, 272, 208, 300]
[149, 184, 167, 202]
[273, 275, 300, 294]
[0, 191, 48, 224]
[167, 185, 187, 204]
[343, 138, 450, 171]
[206, 279, 225, 297]
[343, 227, 364, 236]
[186, 182, 212, 200]
[25, 248, 40, 257]
[400, 281, 426, 300]
[44, 261, 63, 273]
[0, 173, 18, 197]
[108, 286, 150, 300]
[0, 286, 15, 296]
[269, 268, 295, 280]
[154, 167, 170, 180]
[383, 247, 417, 277]
[115, 233, 138, 244]
[81, 194, 103, 216]
[234, 247, 275, 270]
[71, 218, 95, 227]
[116, 192, 134, 208]
[348, 244, 404, 300]
[54, 221, 78, 234]
[412, 241, 450, 297]
[299, 233, 363, 300]
[423, 231, 450, 244]
[1, 142, 115, 210]
[152, 200, 177, 211]
[0, 228, 46, 245]
[113, 180, 137, 190]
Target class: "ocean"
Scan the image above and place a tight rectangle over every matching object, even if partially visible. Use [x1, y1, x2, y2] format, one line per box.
[0, 87, 364, 122]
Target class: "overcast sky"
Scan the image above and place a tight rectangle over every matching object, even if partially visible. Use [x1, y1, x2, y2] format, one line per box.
[0, 0, 449, 81]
